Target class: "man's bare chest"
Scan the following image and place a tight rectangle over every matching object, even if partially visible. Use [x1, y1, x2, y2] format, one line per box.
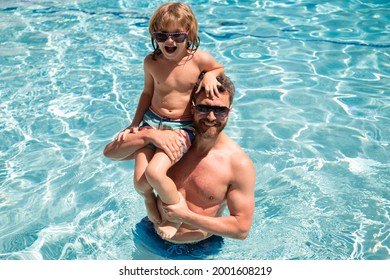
[169, 161, 230, 204]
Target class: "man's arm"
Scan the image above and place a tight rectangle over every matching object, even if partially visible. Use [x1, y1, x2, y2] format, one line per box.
[163, 154, 255, 239]
[103, 129, 183, 162]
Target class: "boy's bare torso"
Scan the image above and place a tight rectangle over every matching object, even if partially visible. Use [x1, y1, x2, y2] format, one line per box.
[145, 51, 204, 118]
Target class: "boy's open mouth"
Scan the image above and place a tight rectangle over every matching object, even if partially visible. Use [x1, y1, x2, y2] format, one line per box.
[164, 46, 177, 54]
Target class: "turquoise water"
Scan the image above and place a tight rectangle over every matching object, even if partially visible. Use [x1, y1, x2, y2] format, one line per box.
[0, 0, 389, 260]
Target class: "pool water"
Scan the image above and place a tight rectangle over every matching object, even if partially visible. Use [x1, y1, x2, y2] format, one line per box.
[0, 0, 389, 260]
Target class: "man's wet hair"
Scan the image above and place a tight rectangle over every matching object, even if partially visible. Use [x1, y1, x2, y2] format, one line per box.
[191, 72, 235, 106]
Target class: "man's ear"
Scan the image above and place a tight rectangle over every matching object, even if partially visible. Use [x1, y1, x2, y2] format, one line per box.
[228, 105, 233, 116]
[191, 100, 195, 114]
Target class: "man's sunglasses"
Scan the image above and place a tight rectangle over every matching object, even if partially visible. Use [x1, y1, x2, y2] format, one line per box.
[194, 104, 230, 119]
[153, 32, 188, 43]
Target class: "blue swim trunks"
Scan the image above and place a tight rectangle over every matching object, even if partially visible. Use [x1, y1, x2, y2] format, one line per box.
[140, 106, 195, 154]
[132, 217, 224, 260]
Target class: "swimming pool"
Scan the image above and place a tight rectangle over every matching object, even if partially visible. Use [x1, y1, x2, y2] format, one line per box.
[0, 0, 389, 260]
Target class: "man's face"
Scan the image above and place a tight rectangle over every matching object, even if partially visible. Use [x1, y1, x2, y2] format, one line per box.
[192, 90, 231, 139]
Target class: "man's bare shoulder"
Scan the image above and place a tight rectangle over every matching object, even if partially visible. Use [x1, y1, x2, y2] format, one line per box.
[220, 134, 255, 176]
[219, 133, 245, 152]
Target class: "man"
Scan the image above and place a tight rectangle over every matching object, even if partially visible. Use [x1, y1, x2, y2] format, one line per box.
[104, 74, 255, 244]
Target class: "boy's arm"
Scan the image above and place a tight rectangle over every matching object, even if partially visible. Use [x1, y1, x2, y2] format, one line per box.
[195, 51, 224, 98]
[129, 57, 154, 128]
[117, 57, 154, 141]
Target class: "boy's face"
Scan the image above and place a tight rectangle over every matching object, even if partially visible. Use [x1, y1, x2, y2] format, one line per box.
[154, 22, 188, 61]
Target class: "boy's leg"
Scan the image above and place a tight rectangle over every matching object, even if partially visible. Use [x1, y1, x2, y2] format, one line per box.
[145, 149, 182, 240]
[134, 147, 161, 224]
[145, 149, 180, 205]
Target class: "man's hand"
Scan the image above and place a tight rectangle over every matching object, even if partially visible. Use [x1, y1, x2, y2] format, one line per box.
[148, 130, 183, 163]
[116, 126, 139, 142]
[161, 192, 189, 223]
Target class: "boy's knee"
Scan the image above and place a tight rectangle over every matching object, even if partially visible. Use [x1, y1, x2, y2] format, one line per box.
[134, 175, 151, 193]
[145, 165, 163, 185]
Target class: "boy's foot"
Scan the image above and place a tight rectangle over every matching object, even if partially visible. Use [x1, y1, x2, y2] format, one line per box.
[155, 220, 181, 240]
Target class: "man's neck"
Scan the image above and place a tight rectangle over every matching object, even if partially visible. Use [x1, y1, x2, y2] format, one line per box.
[192, 132, 225, 156]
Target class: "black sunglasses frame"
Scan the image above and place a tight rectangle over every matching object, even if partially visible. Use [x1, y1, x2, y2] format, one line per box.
[194, 104, 231, 119]
[153, 32, 188, 43]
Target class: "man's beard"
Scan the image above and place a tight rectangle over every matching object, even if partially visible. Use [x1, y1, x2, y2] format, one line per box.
[194, 118, 227, 139]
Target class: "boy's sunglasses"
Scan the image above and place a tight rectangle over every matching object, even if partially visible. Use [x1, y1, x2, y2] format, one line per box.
[194, 104, 230, 119]
[153, 32, 188, 43]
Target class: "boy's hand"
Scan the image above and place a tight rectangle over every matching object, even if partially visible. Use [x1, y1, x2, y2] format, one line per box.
[196, 72, 221, 99]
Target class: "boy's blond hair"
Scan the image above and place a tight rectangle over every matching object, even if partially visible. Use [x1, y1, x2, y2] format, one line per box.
[149, 2, 200, 58]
